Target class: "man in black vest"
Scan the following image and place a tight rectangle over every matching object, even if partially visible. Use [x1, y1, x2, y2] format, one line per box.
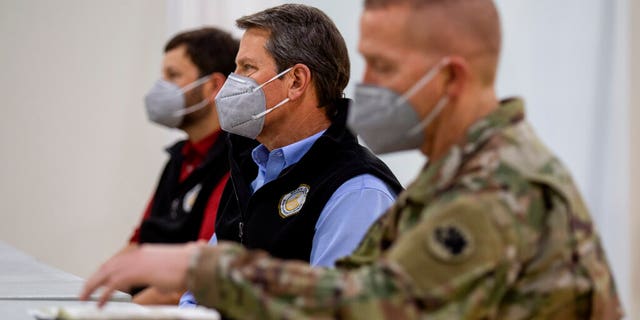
[178, 4, 403, 307]
[118, 27, 238, 305]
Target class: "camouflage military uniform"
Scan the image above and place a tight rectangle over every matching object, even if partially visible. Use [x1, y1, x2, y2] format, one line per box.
[187, 98, 623, 319]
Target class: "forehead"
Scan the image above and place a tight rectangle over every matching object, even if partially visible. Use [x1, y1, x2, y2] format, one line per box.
[163, 45, 195, 68]
[358, 6, 416, 58]
[236, 28, 274, 65]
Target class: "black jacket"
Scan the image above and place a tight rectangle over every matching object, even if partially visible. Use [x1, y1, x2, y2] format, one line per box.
[215, 99, 403, 261]
[138, 134, 229, 244]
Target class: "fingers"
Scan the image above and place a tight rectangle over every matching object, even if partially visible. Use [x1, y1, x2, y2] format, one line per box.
[80, 253, 135, 305]
[98, 286, 117, 308]
[81, 266, 130, 307]
[80, 244, 192, 306]
[80, 263, 112, 301]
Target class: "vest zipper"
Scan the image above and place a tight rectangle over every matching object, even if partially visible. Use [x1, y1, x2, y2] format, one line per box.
[229, 172, 245, 244]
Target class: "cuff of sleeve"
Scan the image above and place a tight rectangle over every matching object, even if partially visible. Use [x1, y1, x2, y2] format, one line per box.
[186, 242, 245, 308]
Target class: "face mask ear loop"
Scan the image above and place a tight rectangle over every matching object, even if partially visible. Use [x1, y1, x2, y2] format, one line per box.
[173, 98, 209, 117]
[179, 75, 212, 94]
[251, 98, 291, 120]
[396, 57, 451, 106]
[253, 67, 294, 93]
[171, 76, 215, 117]
[407, 96, 450, 137]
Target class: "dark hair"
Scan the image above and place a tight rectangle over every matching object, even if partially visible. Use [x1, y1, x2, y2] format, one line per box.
[165, 27, 239, 77]
[236, 4, 350, 119]
[364, 0, 441, 8]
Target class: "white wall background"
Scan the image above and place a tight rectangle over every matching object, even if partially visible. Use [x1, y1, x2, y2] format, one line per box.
[0, 0, 170, 279]
[630, 1, 640, 317]
[0, 0, 636, 316]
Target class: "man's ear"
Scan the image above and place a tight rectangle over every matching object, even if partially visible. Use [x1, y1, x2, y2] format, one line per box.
[444, 56, 469, 99]
[203, 73, 227, 99]
[287, 64, 312, 101]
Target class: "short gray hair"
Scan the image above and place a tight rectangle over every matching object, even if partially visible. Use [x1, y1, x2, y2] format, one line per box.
[236, 4, 350, 119]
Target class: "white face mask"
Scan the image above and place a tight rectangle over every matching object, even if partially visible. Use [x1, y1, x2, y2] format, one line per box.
[144, 76, 211, 128]
[214, 67, 293, 139]
[348, 58, 450, 154]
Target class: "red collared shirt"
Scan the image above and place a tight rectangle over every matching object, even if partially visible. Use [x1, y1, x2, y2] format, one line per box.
[129, 131, 229, 243]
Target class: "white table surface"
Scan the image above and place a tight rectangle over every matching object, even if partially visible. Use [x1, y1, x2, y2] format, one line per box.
[0, 241, 132, 319]
[1, 300, 137, 320]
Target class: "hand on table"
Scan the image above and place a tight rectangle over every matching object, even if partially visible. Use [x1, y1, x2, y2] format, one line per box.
[80, 242, 205, 307]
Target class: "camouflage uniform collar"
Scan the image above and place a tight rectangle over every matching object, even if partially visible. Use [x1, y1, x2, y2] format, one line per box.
[462, 97, 525, 156]
[409, 98, 526, 194]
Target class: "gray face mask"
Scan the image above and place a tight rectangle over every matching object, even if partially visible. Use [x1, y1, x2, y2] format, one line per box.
[215, 67, 292, 139]
[348, 58, 450, 154]
[144, 76, 210, 128]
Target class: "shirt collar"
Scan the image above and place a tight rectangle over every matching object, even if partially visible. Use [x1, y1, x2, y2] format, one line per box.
[251, 129, 327, 171]
[182, 130, 222, 158]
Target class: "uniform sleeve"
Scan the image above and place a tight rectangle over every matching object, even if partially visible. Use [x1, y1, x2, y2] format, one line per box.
[311, 174, 396, 267]
[187, 192, 532, 319]
[179, 233, 220, 308]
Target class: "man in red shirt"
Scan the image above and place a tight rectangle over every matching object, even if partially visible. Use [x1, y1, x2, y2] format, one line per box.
[121, 27, 239, 305]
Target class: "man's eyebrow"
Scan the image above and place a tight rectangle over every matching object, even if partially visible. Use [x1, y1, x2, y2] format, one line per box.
[163, 66, 179, 74]
[236, 57, 257, 65]
[362, 53, 387, 64]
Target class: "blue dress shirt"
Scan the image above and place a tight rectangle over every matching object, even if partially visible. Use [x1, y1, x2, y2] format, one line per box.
[179, 130, 396, 308]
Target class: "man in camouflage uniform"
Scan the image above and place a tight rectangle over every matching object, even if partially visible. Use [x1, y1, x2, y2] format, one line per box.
[82, 0, 623, 318]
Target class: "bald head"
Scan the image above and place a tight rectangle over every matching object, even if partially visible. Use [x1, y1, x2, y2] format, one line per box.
[365, 0, 501, 85]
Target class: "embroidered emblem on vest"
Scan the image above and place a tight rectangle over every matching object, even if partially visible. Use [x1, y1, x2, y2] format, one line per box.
[182, 184, 202, 213]
[279, 184, 310, 218]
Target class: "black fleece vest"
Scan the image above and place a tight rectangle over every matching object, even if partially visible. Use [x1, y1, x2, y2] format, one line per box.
[215, 100, 403, 262]
[138, 134, 229, 244]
